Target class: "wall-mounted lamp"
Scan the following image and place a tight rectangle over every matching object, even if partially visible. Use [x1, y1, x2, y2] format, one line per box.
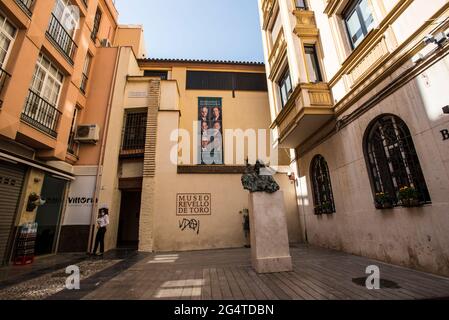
[443, 105, 449, 114]
[423, 32, 449, 47]
[288, 172, 296, 182]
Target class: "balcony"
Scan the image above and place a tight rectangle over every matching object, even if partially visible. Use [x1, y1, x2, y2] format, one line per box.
[46, 14, 78, 65]
[0, 67, 11, 108]
[21, 90, 62, 138]
[272, 83, 334, 148]
[268, 30, 287, 80]
[293, 9, 319, 38]
[345, 35, 390, 88]
[261, 0, 277, 30]
[15, 0, 34, 16]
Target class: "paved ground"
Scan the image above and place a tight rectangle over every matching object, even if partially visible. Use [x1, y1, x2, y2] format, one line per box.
[1, 244, 449, 300]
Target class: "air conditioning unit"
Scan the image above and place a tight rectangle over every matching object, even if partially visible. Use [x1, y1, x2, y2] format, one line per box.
[100, 38, 111, 47]
[75, 124, 100, 144]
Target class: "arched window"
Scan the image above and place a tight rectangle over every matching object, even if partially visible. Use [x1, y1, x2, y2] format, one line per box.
[310, 155, 336, 215]
[364, 114, 431, 206]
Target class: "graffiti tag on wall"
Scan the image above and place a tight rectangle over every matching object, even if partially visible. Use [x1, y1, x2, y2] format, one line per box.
[179, 218, 200, 235]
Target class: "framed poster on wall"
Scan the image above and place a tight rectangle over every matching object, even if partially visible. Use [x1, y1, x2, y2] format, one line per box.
[198, 97, 223, 165]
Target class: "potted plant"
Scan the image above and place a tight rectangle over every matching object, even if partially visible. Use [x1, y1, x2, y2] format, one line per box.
[374, 192, 394, 209]
[320, 201, 333, 214]
[398, 186, 421, 207]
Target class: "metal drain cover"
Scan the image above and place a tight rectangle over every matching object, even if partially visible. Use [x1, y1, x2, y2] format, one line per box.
[352, 277, 401, 289]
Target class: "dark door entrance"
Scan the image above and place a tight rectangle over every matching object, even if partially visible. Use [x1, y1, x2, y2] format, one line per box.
[117, 191, 141, 249]
[35, 175, 67, 256]
[0, 161, 26, 265]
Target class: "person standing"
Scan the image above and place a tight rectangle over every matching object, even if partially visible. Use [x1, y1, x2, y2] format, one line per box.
[92, 207, 110, 257]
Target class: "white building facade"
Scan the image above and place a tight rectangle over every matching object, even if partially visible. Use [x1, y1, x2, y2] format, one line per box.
[259, 0, 449, 276]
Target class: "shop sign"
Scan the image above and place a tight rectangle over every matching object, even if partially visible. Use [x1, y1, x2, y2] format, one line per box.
[64, 175, 96, 225]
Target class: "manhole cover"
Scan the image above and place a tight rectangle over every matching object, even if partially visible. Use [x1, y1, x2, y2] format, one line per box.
[352, 277, 401, 289]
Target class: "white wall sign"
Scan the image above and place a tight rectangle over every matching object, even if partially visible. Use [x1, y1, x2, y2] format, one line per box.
[64, 175, 96, 226]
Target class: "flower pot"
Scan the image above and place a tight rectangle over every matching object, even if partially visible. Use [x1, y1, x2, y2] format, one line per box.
[401, 199, 421, 208]
[375, 202, 394, 210]
[382, 202, 394, 209]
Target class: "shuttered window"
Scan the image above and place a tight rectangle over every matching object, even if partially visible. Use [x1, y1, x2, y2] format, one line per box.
[0, 161, 26, 265]
[186, 71, 268, 92]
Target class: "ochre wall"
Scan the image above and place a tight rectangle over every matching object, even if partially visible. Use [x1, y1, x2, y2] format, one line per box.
[151, 111, 301, 252]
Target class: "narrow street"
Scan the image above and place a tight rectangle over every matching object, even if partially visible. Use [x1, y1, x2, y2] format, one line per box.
[1, 245, 449, 300]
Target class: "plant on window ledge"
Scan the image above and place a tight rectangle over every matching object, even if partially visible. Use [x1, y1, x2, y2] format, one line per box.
[374, 192, 394, 210]
[398, 186, 421, 208]
[315, 201, 333, 215]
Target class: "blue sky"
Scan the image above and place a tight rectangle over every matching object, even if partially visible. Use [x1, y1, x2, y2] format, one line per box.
[115, 0, 264, 62]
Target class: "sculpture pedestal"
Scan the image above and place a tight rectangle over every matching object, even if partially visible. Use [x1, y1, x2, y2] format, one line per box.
[248, 191, 293, 274]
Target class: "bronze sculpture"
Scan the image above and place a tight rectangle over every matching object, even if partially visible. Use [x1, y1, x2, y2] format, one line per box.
[241, 160, 280, 194]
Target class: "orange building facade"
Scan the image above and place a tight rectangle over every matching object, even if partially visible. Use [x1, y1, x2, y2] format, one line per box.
[0, 0, 144, 264]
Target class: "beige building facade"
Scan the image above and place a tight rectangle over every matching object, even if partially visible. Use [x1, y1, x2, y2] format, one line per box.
[259, 0, 449, 276]
[95, 57, 302, 253]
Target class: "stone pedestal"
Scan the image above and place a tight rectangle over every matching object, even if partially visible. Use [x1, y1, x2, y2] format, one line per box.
[248, 191, 293, 273]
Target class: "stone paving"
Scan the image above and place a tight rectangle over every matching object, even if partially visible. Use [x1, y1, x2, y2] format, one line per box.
[0, 258, 120, 300]
[1, 245, 449, 300]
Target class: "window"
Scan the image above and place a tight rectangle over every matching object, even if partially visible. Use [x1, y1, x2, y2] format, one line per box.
[144, 70, 168, 80]
[295, 0, 308, 10]
[30, 53, 64, 106]
[80, 53, 91, 94]
[53, 0, 79, 38]
[22, 53, 64, 136]
[91, 8, 102, 42]
[15, 0, 35, 16]
[47, 0, 78, 63]
[304, 45, 323, 83]
[344, 0, 375, 48]
[67, 107, 79, 155]
[0, 13, 17, 69]
[271, 12, 282, 43]
[121, 111, 147, 155]
[186, 71, 267, 92]
[310, 155, 336, 215]
[278, 66, 293, 108]
[364, 114, 431, 206]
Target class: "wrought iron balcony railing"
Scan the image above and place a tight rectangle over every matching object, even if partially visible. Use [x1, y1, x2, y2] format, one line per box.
[46, 13, 78, 65]
[0, 67, 11, 108]
[15, 0, 34, 16]
[21, 90, 62, 138]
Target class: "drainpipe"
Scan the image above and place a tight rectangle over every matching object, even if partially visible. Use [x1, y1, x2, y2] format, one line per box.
[87, 47, 122, 253]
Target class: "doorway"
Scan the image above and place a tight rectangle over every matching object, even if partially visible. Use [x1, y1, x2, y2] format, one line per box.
[0, 161, 26, 265]
[117, 191, 141, 249]
[35, 175, 67, 256]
